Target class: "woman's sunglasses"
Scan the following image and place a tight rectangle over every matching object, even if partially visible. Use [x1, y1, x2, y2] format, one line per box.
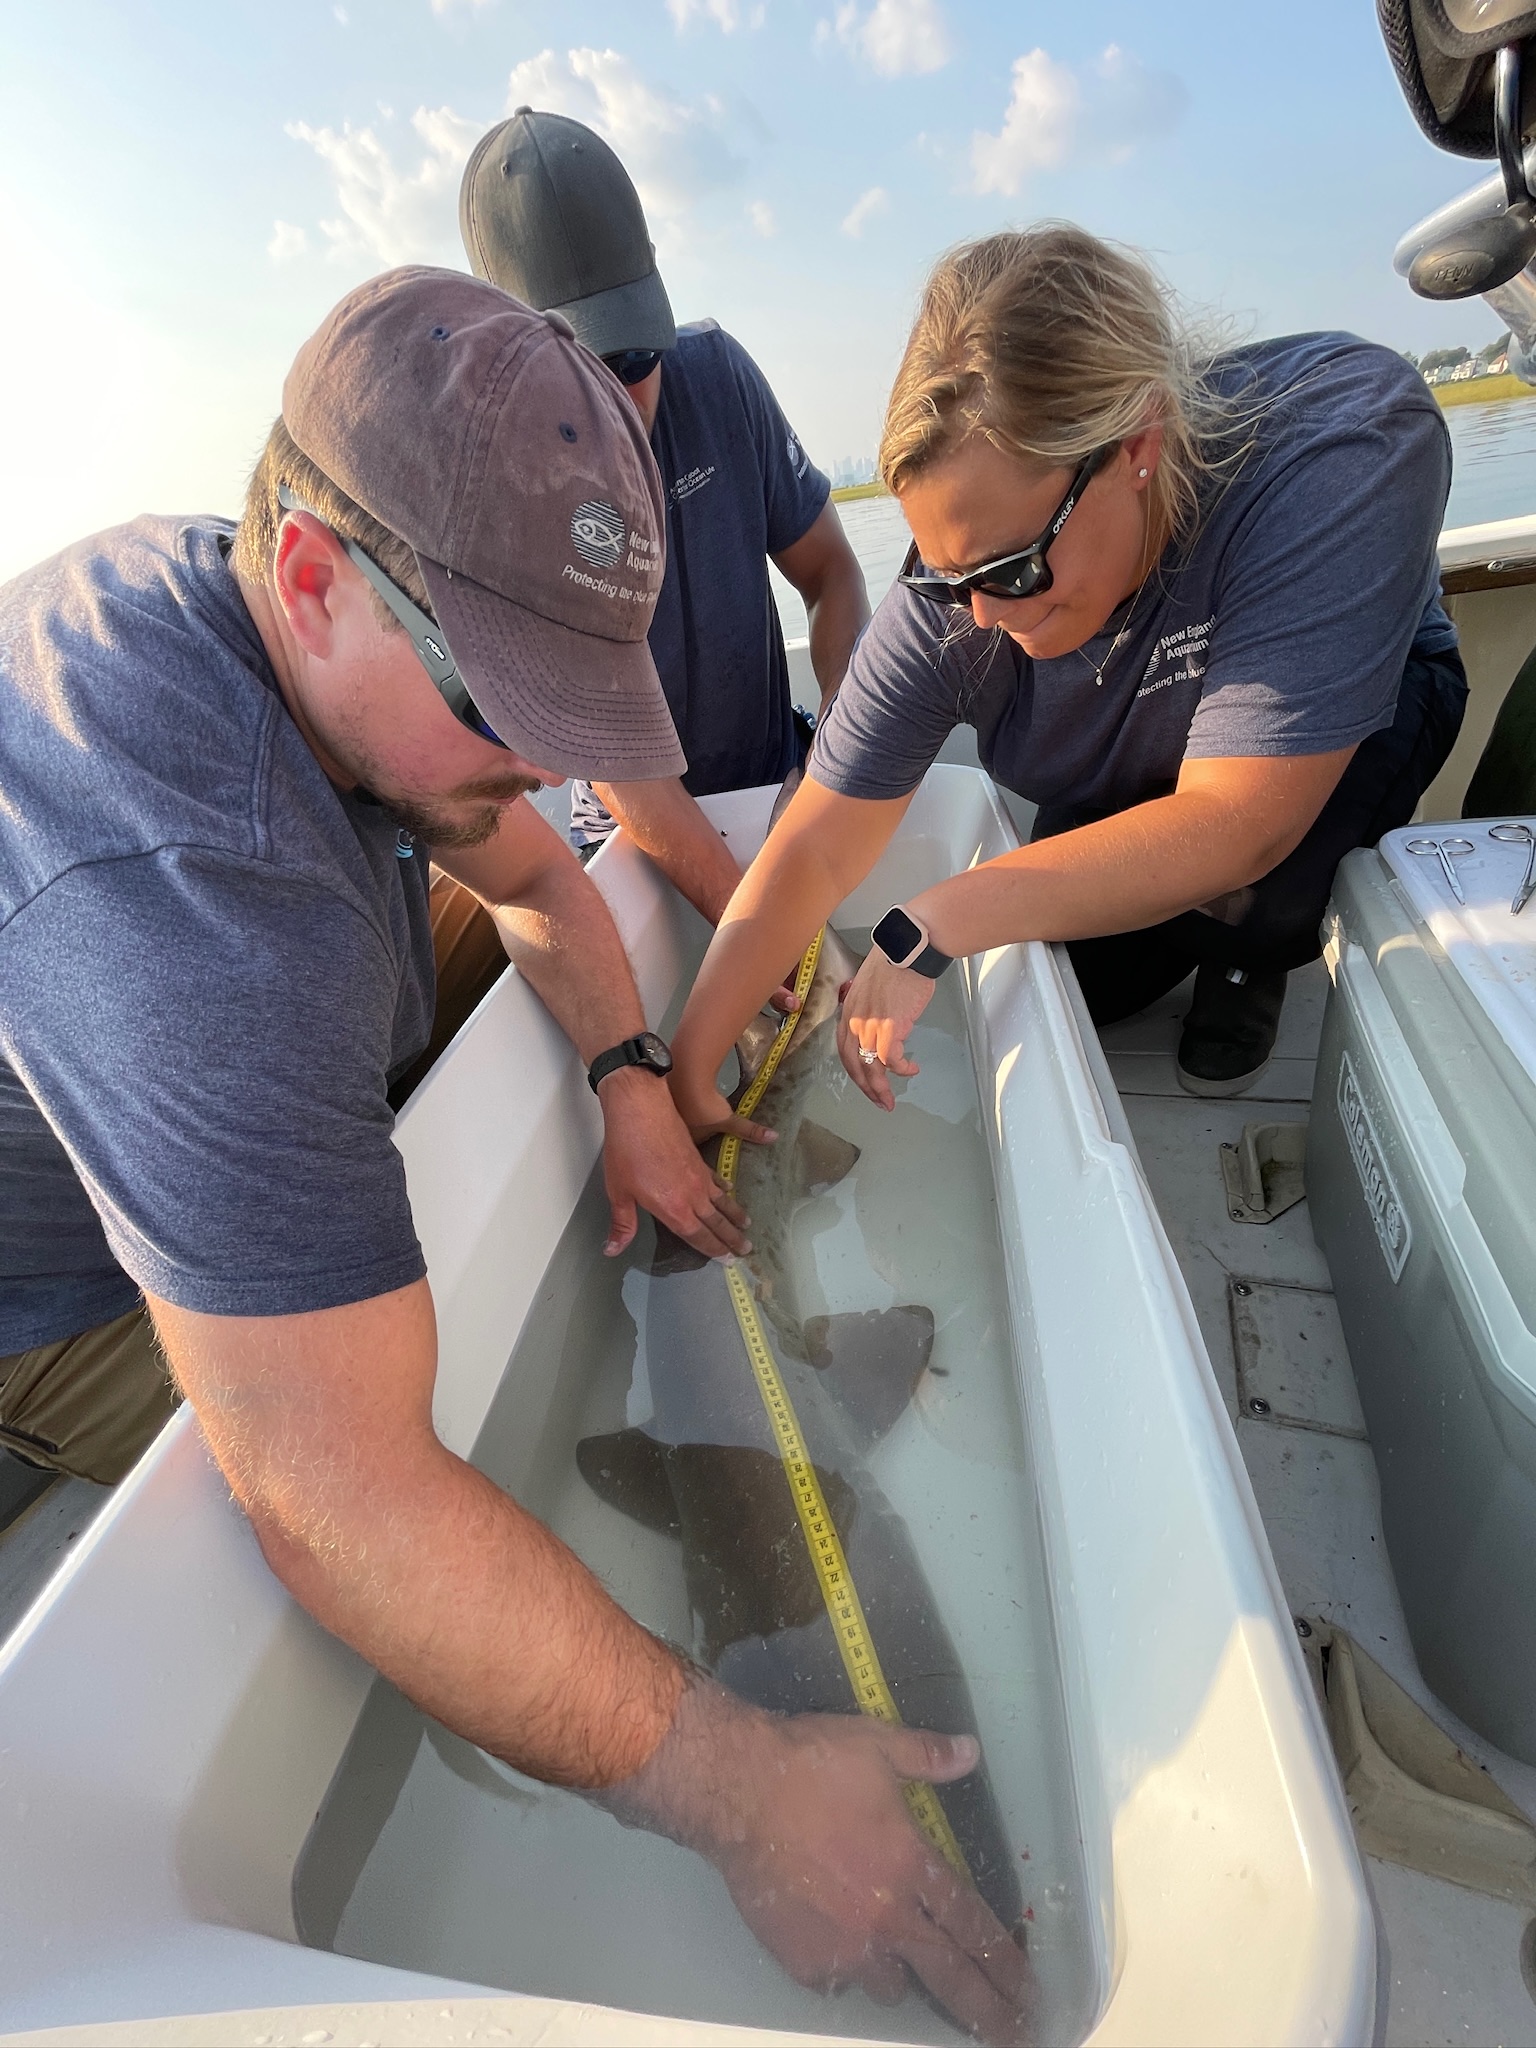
[602, 348, 665, 387]
[898, 444, 1115, 608]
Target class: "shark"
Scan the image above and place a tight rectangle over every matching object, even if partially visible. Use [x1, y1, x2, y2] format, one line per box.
[576, 875, 1024, 1943]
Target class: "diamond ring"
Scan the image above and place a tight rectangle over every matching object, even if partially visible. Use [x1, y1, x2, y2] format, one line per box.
[859, 1047, 878, 1066]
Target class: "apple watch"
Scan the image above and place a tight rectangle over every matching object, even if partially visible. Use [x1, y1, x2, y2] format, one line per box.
[871, 905, 953, 979]
[587, 1031, 674, 1093]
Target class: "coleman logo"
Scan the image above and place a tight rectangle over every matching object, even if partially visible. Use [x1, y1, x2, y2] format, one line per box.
[1337, 1051, 1411, 1282]
[571, 500, 626, 570]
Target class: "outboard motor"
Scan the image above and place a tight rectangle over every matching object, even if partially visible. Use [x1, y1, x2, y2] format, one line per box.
[1384, 1, 1536, 377]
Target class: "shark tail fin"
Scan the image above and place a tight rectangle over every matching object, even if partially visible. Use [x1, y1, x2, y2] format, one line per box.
[802, 1304, 936, 1451]
[575, 1429, 681, 1537]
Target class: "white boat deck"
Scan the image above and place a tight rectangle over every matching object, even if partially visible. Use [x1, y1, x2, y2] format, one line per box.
[1099, 963, 1536, 2047]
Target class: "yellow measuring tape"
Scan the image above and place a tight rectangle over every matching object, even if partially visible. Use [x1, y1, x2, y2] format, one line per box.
[716, 933, 971, 1882]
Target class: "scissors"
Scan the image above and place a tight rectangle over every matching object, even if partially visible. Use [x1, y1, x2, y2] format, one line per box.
[1489, 822, 1536, 915]
[1406, 834, 1475, 904]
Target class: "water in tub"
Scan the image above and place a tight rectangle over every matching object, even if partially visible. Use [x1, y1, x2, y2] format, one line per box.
[294, 957, 1096, 2045]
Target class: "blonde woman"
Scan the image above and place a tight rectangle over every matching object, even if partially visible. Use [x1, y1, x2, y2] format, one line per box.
[668, 224, 1466, 1131]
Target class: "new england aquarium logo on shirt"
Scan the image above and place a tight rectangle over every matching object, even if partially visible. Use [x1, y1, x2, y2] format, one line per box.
[786, 431, 810, 480]
[570, 501, 627, 571]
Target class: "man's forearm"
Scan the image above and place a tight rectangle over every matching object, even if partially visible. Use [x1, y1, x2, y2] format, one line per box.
[806, 569, 870, 715]
[149, 1283, 686, 1789]
[592, 777, 744, 925]
[488, 854, 648, 1062]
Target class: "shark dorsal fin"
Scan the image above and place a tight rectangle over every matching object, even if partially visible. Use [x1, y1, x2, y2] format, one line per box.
[802, 1304, 936, 1451]
[793, 1120, 861, 1196]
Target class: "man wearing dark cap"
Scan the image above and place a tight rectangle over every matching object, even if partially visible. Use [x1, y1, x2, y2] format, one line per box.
[0, 270, 1026, 2040]
[460, 107, 871, 922]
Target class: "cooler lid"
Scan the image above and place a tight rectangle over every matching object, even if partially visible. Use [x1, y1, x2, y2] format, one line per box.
[1380, 819, 1536, 1088]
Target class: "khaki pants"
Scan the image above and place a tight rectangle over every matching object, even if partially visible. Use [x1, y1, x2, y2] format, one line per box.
[5, 876, 505, 1484]
[0, 1306, 180, 1484]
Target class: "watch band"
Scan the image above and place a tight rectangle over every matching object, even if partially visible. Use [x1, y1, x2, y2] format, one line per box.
[903, 939, 953, 980]
[587, 1032, 673, 1093]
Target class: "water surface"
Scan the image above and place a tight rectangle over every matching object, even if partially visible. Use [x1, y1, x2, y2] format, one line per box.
[295, 962, 1096, 2045]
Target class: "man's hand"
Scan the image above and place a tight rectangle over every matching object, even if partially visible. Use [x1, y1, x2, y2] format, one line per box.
[838, 953, 937, 1111]
[606, 1674, 1034, 2044]
[597, 1067, 751, 1260]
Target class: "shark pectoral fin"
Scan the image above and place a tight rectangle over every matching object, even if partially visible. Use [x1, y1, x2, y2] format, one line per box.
[575, 1430, 682, 1538]
[793, 1120, 861, 1196]
[801, 1305, 937, 1450]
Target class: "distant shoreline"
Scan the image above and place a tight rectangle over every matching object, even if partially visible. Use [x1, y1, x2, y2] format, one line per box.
[830, 480, 890, 501]
[1431, 371, 1536, 408]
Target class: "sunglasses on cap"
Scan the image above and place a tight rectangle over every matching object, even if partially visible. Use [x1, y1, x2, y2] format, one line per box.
[602, 347, 665, 387]
[276, 485, 507, 749]
[897, 444, 1115, 608]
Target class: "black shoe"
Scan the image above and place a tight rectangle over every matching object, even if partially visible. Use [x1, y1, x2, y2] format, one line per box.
[1176, 965, 1288, 1097]
[0, 1447, 59, 1534]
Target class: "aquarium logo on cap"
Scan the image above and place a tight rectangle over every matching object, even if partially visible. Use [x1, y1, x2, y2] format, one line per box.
[571, 500, 626, 570]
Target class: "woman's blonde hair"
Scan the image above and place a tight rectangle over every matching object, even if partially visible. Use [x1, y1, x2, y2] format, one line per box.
[880, 223, 1250, 547]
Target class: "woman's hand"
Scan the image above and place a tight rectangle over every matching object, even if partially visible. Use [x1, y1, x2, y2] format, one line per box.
[667, 1063, 778, 1151]
[838, 952, 937, 1110]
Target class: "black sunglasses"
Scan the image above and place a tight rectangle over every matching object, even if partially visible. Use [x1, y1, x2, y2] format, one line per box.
[277, 485, 507, 749]
[898, 445, 1115, 608]
[602, 347, 665, 387]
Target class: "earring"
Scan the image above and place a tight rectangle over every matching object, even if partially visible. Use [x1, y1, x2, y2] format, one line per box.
[1137, 467, 1149, 478]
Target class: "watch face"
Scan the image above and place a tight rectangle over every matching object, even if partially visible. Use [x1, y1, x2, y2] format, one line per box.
[873, 907, 924, 964]
[635, 1031, 674, 1075]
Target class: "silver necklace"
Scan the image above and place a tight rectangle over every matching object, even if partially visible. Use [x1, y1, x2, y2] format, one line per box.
[1079, 575, 1148, 688]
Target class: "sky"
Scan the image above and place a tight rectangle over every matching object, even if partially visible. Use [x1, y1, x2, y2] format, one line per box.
[0, 0, 1520, 584]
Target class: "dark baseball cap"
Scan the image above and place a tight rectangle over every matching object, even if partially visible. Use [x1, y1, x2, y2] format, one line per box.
[282, 265, 683, 781]
[459, 108, 677, 358]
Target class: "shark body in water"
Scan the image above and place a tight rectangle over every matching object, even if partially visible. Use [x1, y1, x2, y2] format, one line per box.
[577, 899, 1024, 1940]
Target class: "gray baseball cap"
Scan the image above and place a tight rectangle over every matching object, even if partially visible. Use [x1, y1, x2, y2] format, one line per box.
[459, 109, 677, 358]
[282, 266, 683, 781]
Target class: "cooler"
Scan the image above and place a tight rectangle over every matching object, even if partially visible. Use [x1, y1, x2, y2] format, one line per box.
[1309, 817, 1536, 1762]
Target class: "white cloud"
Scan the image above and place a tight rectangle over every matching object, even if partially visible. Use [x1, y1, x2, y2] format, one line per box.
[668, 0, 765, 30]
[827, 0, 950, 78]
[748, 199, 776, 236]
[970, 43, 1184, 196]
[503, 48, 745, 221]
[266, 220, 310, 264]
[429, 0, 496, 12]
[970, 49, 1078, 195]
[286, 49, 746, 278]
[286, 104, 482, 265]
[840, 185, 888, 237]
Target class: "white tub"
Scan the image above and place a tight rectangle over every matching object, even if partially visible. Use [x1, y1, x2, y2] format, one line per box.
[0, 770, 1373, 2047]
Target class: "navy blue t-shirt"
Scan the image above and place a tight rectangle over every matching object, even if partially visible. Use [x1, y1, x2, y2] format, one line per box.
[571, 322, 829, 843]
[0, 519, 435, 1354]
[811, 333, 1456, 817]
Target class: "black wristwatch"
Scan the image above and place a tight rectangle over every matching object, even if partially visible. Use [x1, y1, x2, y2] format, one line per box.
[871, 905, 954, 980]
[587, 1030, 674, 1093]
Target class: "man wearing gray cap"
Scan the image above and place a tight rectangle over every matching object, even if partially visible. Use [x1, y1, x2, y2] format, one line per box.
[0, 269, 1026, 2040]
[460, 107, 870, 917]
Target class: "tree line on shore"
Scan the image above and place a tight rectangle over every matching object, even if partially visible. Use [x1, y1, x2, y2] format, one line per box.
[1404, 331, 1512, 378]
